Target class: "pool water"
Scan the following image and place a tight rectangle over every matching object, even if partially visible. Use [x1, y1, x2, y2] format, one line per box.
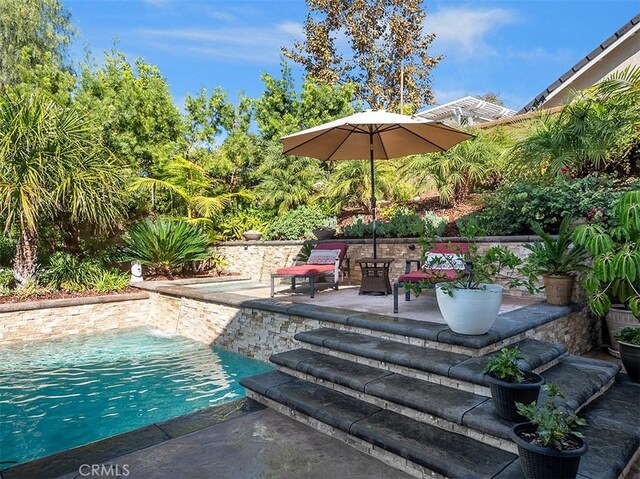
[0, 328, 273, 467]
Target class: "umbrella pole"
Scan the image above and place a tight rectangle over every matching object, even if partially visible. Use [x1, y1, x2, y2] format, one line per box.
[370, 133, 377, 259]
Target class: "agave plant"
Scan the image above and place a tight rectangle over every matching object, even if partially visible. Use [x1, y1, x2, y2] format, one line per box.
[121, 219, 211, 278]
[523, 216, 588, 276]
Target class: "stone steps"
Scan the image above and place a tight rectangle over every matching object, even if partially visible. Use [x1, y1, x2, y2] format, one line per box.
[295, 327, 568, 394]
[271, 348, 619, 453]
[240, 371, 518, 479]
[493, 374, 640, 479]
[241, 299, 582, 356]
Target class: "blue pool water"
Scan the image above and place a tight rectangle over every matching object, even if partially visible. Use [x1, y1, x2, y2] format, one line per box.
[0, 328, 273, 467]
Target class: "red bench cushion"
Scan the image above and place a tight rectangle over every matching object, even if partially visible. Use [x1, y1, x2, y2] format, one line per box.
[275, 264, 335, 276]
[398, 269, 460, 283]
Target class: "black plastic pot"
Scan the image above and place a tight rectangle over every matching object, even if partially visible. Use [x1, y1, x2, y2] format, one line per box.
[618, 340, 640, 382]
[511, 422, 587, 479]
[486, 370, 544, 421]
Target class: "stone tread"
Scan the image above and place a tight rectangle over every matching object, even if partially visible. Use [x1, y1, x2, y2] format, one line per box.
[271, 348, 489, 425]
[295, 327, 568, 386]
[462, 354, 621, 441]
[240, 371, 517, 479]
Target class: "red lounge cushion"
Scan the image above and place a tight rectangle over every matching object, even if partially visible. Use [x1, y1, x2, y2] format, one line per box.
[314, 242, 348, 260]
[275, 264, 335, 276]
[398, 269, 460, 283]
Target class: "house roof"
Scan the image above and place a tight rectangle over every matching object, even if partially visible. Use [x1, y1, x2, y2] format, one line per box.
[520, 13, 640, 113]
[416, 96, 516, 123]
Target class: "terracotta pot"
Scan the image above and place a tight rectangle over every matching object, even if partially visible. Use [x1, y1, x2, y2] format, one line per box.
[605, 307, 637, 357]
[543, 275, 574, 305]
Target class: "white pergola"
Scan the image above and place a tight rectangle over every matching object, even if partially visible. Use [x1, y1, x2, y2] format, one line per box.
[416, 96, 516, 126]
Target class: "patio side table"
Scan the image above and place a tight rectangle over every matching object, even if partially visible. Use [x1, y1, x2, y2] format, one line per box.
[357, 257, 393, 295]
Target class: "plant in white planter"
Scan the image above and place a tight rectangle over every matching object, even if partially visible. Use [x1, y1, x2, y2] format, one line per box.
[572, 190, 640, 356]
[410, 238, 538, 335]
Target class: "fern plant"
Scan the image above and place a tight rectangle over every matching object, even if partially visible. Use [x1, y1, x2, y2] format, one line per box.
[121, 219, 211, 278]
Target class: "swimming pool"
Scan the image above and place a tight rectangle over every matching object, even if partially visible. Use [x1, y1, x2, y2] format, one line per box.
[0, 328, 273, 467]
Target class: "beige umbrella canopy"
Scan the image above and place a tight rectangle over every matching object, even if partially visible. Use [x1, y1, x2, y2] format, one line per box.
[281, 110, 473, 258]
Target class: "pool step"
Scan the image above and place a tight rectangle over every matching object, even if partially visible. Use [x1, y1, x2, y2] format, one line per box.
[295, 327, 568, 394]
[240, 371, 518, 479]
[271, 348, 620, 453]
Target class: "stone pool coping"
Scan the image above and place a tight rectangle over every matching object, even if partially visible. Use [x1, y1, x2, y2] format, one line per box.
[0, 398, 266, 479]
[0, 292, 149, 314]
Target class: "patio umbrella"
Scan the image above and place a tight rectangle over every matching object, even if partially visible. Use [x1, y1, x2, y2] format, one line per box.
[281, 110, 473, 258]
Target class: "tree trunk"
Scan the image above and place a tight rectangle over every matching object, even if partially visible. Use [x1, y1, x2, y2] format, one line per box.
[14, 227, 38, 284]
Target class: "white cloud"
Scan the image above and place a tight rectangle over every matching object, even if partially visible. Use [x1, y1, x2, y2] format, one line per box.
[143, 0, 169, 6]
[425, 7, 517, 57]
[137, 22, 304, 64]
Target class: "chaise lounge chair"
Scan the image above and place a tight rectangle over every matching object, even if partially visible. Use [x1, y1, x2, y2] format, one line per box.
[393, 243, 469, 313]
[270, 242, 349, 299]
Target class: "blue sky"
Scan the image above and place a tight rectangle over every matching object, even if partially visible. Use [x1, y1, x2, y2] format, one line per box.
[65, 0, 639, 111]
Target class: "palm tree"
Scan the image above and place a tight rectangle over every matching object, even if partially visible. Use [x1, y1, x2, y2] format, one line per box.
[0, 88, 126, 283]
[324, 159, 409, 212]
[403, 130, 509, 206]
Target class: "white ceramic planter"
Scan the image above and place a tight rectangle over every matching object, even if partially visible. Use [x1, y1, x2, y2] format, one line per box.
[436, 283, 504, 335]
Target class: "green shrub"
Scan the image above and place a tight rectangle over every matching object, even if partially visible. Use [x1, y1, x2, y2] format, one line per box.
[219, 209, 270, 240]
[342, 210, 447, 239]
[121, 219, 211, 278]
[616, 327, 640, 345]
[41, 252, 102, 291]
[342, 216, 371, 238]
[483, 346, 525, 383]
[0, 235, 16, 267]
[262, 205, 330, 240]
[90, 269, 129, 293]
[458, 176, 635, 235]
[0, 268, 14, 293]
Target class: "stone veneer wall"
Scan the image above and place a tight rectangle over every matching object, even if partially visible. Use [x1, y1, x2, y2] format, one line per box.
[214, 237, 557, 298]
[0, 293, 150, 343]
[148, 292, 597, 359]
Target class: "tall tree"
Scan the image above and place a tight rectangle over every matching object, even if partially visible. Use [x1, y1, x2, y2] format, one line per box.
[0, 88, 126, 283]
[284, 0, 441, 112]
[0, 0, 76, 99]
[75, 51, 182, 175]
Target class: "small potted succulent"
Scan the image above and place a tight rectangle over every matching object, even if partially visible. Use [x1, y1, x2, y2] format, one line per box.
[572, 190, 640, 356]
[523, 216, 588, 305]
[616, 327, 640, 382]
[313, 217, 338, 240]
[484, 346, 544, 421]
[512, 384, 587, 479]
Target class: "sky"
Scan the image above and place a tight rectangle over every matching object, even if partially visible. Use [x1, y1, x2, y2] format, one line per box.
[65, 0, 639, 112]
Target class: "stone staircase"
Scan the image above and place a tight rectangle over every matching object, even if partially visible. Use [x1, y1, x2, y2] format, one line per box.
[241, 316, 640, 478]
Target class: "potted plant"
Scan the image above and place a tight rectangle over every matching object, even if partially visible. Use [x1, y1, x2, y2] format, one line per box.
[483, 346, 544, 421]
[512, 384, 588, 479]
[572, 191, 640, 356]
[313, 217, 338, 240]
[413, 239, 538, 335]
[616, 327, 640, 382]
[242, 230, 262, 241]
[523, 216, 588, 305]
